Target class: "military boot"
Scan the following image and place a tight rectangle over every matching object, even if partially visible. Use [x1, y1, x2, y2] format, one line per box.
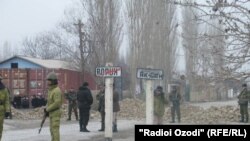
[98, 122, 105, 131]
[240, 116, 244, 123]
[245, 116, 248, 123]
[178, 118, 181, 123]
[83, 129, 90, 132]
[75, 111, 79, 121]
[170, 114, 175, 123]
[80, 126, 83, 132]
[80, 124, 90, 132]
[79, 121, 83, 132]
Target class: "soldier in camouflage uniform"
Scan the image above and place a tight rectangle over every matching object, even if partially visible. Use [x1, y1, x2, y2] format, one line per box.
[238, 83, 249, 123]
[0, 75, 10, 141]
[96, 84, 105, 131]
[44, 72, 63, 141]
[113, 85, 120, 132]
[153, 86, 166, 125]
[65, 89, 78, 121]
[169, 85, 181, 123]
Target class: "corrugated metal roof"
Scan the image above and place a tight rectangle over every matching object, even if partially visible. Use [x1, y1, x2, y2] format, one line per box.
[0, 55, 78, 71]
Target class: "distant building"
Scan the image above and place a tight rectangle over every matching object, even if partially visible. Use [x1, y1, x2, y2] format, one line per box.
[0, 55, 96, 99]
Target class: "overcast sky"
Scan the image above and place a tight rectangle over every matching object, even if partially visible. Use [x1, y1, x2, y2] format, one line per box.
[0, 0, 185, 73]
[0, 0, 73, 48]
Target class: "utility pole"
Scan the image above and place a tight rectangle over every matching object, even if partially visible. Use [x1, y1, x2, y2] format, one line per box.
[74, 19, 85, 81]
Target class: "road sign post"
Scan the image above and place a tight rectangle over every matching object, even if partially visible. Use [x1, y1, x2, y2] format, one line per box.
[137, 68, 164, 124]
[105, 71, 113, 141]
[96, 64, 121, 141]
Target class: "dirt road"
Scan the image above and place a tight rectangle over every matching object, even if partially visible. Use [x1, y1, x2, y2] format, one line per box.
[3, 99, 249, 141]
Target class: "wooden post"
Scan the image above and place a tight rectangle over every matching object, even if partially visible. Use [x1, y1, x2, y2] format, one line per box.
[146, 67, 154, 124]
[105, 63, 113, 141]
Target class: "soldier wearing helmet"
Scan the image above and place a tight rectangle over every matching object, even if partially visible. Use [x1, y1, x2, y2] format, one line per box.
[0, 75, 10, 140]
[44, 72, 62, 141]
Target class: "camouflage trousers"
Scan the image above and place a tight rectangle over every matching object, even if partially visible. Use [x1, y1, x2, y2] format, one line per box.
[68, 103, 78, 120]
[239, 104, 248, 122]
[171, 104, 181, 123]
[50, 116, 61, 141]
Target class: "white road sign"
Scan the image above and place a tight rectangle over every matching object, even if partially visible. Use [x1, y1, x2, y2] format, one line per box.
[96, 66, 122, 77]
[137, 68, 163, 80]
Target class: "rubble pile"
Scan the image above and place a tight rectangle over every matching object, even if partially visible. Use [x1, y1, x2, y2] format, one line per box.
[10, 98, 241, 124]
[181, 105, 240, 124]
[10, 107, 30, 119]
[118, 98, 146, 120]
[11, 105, 69, 120]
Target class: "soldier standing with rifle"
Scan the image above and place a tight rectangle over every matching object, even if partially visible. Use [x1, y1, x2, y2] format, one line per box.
[43, 72, 63, 141]
[0, 75, 10, 141]
[65, 89, 78, 121]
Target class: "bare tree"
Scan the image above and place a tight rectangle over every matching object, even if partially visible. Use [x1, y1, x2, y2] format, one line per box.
[182, 3, 199, 85]
[83, 0, 123, 64]
[172, 0, 250, 77]
[22, 31, 64, 59]
[173, 0, 250, 101]
[21, 0, 123, 84]
[126, 0, 178, 97]
[79, 0, 124, 84]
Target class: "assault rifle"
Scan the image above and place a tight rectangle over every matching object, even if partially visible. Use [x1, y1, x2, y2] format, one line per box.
[38, 109, 48, 134]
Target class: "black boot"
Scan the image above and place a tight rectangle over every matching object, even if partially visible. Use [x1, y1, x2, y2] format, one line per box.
[170, 117, 175, 123]
[82, 126, 90, 132]
[98, 128, 104, 131]
[80, 125, 83, 132]
[240, 116, 244, 123]
[79, 121, 83, 132]
[178, 117, 181, 123]
[171, 107, 175, 123]
[113, 123, 118, 132]
[245, 116, 248, 123]
[98, 122, 105, 131]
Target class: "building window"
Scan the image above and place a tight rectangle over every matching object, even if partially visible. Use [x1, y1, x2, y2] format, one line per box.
[11, 63, 18, 68]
